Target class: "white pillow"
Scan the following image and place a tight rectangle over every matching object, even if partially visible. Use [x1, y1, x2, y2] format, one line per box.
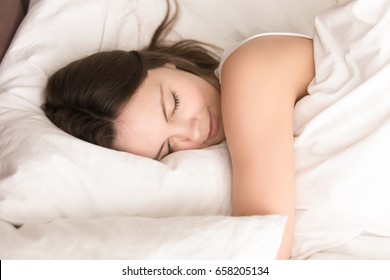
[0, 0, 336, 224]
[0, 215, 287, 259]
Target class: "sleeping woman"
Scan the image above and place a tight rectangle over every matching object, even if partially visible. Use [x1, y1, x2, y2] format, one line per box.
[42, 0, 314, 259]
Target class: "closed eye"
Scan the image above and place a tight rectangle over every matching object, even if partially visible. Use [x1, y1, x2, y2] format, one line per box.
[165, 91, 180, 156]
[172, 90, 180, 116]
[167, 142, 173, 155]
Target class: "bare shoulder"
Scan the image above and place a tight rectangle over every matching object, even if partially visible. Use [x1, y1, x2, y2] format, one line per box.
[221, 35, 314, 101]
[223, 35, 314, 71]
[220, 36, 314, 157]
[219, 36, 314, 259]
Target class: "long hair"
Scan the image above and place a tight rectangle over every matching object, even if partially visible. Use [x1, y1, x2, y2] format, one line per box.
[42, 0, 220, 149]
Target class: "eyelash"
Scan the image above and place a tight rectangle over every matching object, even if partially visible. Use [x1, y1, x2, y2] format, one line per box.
[167, 143, 174, 155]
[167, 91, 180, 155]
[172, 91, 180, 114]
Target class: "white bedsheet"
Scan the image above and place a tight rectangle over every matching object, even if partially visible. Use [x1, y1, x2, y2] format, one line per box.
[0, 0, 336, 260]
[1, 0, 390, 260]
[0, 215, 286, 259]
[292, 0, 390, 259]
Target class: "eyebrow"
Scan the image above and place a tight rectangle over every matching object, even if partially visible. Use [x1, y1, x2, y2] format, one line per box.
[155, 84, 168, 160]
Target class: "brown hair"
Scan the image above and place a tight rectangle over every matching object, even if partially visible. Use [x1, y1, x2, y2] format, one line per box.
[42, 0, 220, 149]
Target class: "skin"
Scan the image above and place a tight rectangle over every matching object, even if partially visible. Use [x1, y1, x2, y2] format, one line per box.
[221, 36, 314, 259]
[114, 63, 225, 160]
[115, 36, 315, 259]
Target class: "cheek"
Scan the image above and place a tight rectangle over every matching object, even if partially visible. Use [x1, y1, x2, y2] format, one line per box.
[179, 73, 216, 113]
[183, 89, 207, 113]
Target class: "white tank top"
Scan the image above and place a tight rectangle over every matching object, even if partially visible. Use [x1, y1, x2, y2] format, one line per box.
[215, 32, 312, 82]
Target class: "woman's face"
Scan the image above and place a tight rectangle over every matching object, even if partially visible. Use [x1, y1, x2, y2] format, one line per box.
[114, 64, 225, 160]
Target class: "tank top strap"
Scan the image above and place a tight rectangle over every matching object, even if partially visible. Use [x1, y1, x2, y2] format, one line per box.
[215, 32, 312, 82]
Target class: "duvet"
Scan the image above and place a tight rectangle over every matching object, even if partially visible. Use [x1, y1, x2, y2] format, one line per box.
[0, 0, 389, 259]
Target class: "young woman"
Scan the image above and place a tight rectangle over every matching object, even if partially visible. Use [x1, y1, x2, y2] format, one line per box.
[43, 1, 314, 259]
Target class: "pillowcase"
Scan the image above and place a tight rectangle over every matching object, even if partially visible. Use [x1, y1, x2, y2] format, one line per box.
[0, 215, 287, 259]
[0, 0, 336, 224]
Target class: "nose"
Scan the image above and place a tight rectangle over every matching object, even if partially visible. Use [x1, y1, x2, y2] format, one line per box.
[169, 117, 202, 150]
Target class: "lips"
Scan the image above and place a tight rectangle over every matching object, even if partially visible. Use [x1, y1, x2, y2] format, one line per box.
[207, 110, 218, 142]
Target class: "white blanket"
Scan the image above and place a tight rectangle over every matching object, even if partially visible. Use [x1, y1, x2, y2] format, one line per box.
[0, 0, 334, 260]
[292, 0, 390, 259]
[1, 0, 390, 260]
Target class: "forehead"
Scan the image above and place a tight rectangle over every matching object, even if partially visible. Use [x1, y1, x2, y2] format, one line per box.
[113, 75, 163, 159]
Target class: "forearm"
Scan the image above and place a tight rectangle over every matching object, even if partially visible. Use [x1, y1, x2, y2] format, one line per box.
[230, 130, 296, 259]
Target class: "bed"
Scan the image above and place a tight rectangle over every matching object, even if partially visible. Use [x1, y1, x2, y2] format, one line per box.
[1, 0, 390, 260]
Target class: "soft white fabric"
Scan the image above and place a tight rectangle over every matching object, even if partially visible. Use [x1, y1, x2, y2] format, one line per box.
[292, 0, 390, 259]
[0, 0, 335, 223]
[307, 232, 390, 260]
[2, 0, 389, 261]
[0, 215, 286, 259]
[0, 0, 336, 259]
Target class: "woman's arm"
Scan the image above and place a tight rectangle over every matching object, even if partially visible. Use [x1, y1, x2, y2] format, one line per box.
[220, 36, 314, 259]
